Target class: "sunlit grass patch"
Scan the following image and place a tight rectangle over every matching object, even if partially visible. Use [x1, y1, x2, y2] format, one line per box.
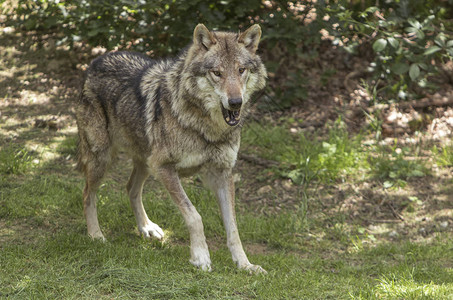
[373, 273, 453, 299]
[242, 119, 438, 192]
[284, 120, 369, 184]
[0, 144, 35, 175]
[432, 144, 453, 167]
[370, 146, 429, 181]
[242, 118, 370, 185]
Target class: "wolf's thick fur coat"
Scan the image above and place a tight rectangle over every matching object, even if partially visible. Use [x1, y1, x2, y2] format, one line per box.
[76, 24, 267, 273]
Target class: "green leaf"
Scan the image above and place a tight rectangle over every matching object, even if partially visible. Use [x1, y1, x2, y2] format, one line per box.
[408, 196, 419, 202]
[418, 63, 428, 70]
[387, 37, 399, 48]
[378, 19, 390, 28]
[405, 26, 418, 33]
[365, 6, 378, 14]
[408, 18, 421, 29]
[409, 64, 420, 81]
[383, 181, 393, 189]
[373, 39, 387, 52]
[24, 18, 37, 30]
[287, 170, 303, 185]
[415, 30, 425, 40]
[446, 40, 453, 48]
[44, 16, 59, 28]
[87, 28, 100, 37]
[391, 62, 409, 75]
[423, 46, 442, 56]
[409, 169, 425, 177]
[435, 34, 446, 47]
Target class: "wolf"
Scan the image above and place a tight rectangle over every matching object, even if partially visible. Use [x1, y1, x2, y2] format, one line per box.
[75, 24, 267, 273]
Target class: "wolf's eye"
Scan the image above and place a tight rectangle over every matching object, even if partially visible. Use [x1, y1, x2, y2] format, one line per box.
[239, 68, 246, 74]
[212, 71, 221, 77]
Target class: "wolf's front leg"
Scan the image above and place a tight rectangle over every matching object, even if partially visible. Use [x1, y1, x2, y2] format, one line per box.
[158, 166, 211, 271]
[127, 163, 164, 240]
[204, 169, 267, 274]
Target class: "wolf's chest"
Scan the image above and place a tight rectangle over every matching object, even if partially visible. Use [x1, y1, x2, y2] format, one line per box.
[175, 152, 206, 170]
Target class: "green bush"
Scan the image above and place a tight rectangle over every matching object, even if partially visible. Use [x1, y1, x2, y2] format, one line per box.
[5, 0, 322, 105]
[4, 0, 452, 105]
[322, 0, 453, 100]
[6, 0, 321, 55]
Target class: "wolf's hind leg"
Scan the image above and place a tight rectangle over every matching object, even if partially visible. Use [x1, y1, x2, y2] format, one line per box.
[127, 162, 164, 240]
[81, 154, 110, 241]
[77, 97, 111, 241]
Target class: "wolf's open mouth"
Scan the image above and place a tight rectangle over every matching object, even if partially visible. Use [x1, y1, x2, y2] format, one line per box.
[221, 106, 241, 126]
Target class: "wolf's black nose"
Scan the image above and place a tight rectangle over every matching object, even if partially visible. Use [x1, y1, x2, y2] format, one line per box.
[228, 98, 242, 110]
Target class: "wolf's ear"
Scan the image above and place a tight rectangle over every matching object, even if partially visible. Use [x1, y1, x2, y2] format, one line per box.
[193, 24, 216, 50]
[238, 24, 262, 53]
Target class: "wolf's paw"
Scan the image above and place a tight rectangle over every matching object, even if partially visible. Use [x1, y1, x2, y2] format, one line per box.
[239, 263, 267, 275]
[190, 248, 212, 272]
[139, 221, 165, 240]
[88, 230, 106, 242]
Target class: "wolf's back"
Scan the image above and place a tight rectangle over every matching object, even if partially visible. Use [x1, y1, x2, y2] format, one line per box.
[88, 51, 155, 79]
[80, 52, 164, 128]
[76, 51, 160, 168]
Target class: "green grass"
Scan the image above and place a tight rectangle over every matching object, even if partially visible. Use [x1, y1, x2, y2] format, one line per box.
[370, 143, 429, 180]
[1, 121, 452, 299]
[242, 118, 370, 185]
[432, 144, 453, 167]
[0, 144, 35, 175]
[1, 218, 451, 299]
[241, 119, 434, 191]
[372, 273, 453, 299]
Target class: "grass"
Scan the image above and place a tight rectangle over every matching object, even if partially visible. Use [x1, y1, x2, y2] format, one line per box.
[241, 118, 433, 191]
[241, 118, 370, 185]
[2, 211, 451, 299]
[432, 144, 453, 167]
[1, 121, 452, 299]
[0, 145, 35, 175]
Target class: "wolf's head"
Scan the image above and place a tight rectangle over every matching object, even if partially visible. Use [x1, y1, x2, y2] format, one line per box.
[184, 24, 267, 127]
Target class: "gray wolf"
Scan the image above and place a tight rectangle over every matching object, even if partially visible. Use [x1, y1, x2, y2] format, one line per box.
[75, 24, 267, 273]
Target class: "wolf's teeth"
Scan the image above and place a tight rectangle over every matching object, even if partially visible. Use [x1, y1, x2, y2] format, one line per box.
[226, 116, 230, 122]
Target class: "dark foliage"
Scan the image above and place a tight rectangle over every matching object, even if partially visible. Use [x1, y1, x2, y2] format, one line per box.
[4, 0, 453, 105]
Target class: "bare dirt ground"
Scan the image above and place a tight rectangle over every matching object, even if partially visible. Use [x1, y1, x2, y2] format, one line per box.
[1, 25, 452, 250]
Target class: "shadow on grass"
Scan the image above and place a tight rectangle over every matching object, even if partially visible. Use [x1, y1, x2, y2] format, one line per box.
[329, 174, 453, 239]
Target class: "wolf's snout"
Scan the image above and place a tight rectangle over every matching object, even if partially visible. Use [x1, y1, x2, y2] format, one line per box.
[228, 98, 242, 110]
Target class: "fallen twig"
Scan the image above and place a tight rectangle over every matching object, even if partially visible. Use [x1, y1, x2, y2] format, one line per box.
[387, 201, 405, 222]
[359, 95, 453, 114]
[239, 153, 280, 168]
